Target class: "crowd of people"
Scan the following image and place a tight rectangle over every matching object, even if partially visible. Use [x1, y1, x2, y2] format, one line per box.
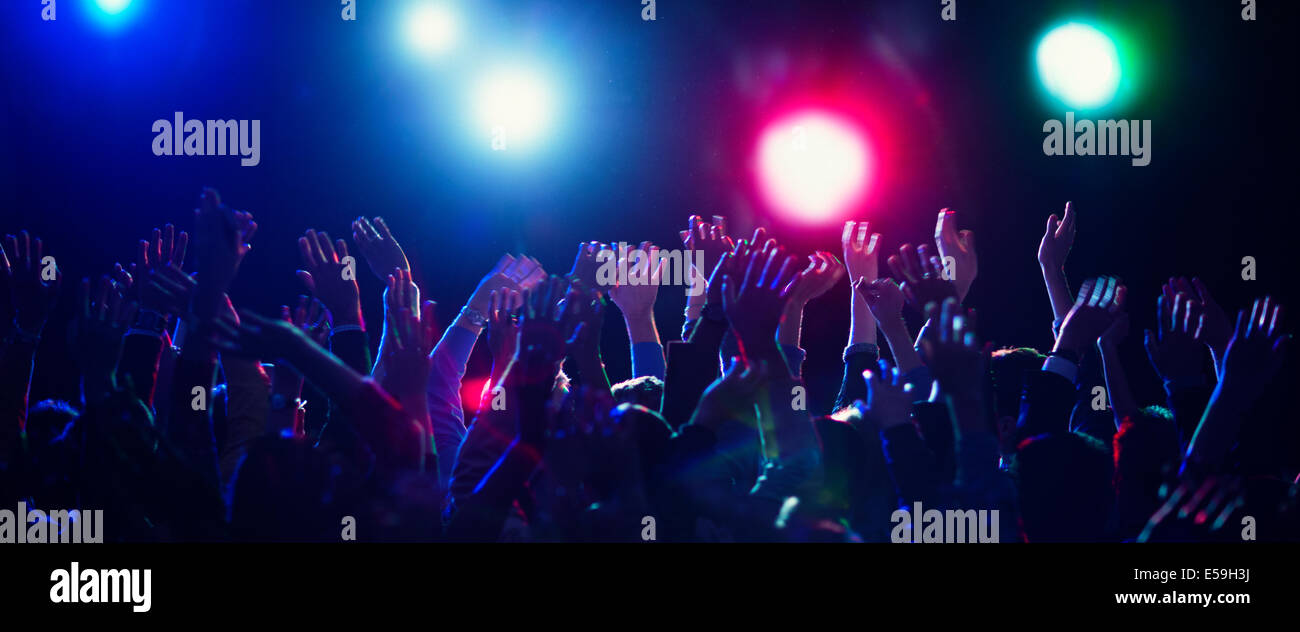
[1, 190, 1295, 542]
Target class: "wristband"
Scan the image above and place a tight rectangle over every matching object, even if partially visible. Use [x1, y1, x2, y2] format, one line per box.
[842, 342, 879, 363]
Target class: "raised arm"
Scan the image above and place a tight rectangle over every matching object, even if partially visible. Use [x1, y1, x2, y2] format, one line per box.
[1037, 201, 1076, 333]
[608, 241, 665, 379]
[1185, 297, 1288, 471]
[0, 231, 60, 438]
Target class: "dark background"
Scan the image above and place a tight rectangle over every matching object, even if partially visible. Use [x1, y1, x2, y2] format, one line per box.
[2, 1, 1296, 470]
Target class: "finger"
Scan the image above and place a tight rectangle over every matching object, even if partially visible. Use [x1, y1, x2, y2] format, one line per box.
[373, 216, 396, 241]
[1268, 303, 1283, 339]
[1060, 201, 1076, 237]
[298, 236, 320, 269]
[712, 215, 727, 236]
[172, 231, 189, 267]
[1191, 277, 1214, 305]
[1156, 293, 1171, 336]
[841, 221, 855, 252]
[866, 232, 880, 256]
[1255, 296, 1272, 337]
[935, 209, 954, 244]
[958, 229, 975, 250]
[1098, 276, 1117, 309]
[317, 231, 337, 262]
[856, 222, 869, 250]
[335, 240, 349, 260]
[896, 244, 922, 282]
[771, 255, 798, 291]
[1112, 285, 1128, 314]
[1248, 298, 1264, 339]
[721, 274, 738, 313]
[886, 255, 908, 285]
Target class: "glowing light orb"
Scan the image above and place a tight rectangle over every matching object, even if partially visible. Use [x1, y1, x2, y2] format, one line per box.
[407, 3, 459, 54]
[1036, 22, 1121, 110]
[755, 111, 871, 224]
[473, 68, 555, 149]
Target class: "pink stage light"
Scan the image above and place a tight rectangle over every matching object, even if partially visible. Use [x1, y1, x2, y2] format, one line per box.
[754, 110, 872, 225]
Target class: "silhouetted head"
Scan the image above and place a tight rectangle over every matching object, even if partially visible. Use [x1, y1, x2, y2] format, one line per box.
[990, 347, 1046, 454]
[611, 376, 664, 411]
[1016, 431, 1114, 541]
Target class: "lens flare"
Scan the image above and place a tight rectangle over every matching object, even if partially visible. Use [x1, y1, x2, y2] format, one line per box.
[1036, 22, 1121, 110]
[473, 68, 555, 150]
[755, 110, 871, 225]
[407, 3, 459, 54]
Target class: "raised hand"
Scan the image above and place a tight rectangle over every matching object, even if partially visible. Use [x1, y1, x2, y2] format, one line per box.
[886, 243, 957, 315]
[3, 231, 61, 334]
[561, 280, 608, 379]
[297, 228, 361, 327]
[1217, 297, 1288, 398]
[1054, 276, 1125, 358]
[1037, 201, 1075, 273]
[280, 295, 331, 348]
[463, 254, 525, 326]
[1038, 201, 1077, 325]
[486, 288, 522, 371]
[137, 264, 197, 318]
[935, 209, 977, 301]
[690, 356, 766, 431]
[515, 275, 573, 384]
[1189, 277, 1232, 361]
[785, 251, 844, 307]
[75, 275, 138, 384]
[1143, 284, 1205, 384]
[856, 277, 905, 325]
[568, 242, 609, 294]
[351, 216, 410, 281]
[680, 214, 734, 293]
[721, 247, 802, 364]
[379, 282, 438, 412]
[863, 359, 915, 430]
[841, 220, 881, 285]
[608, 241, 662, 321]
[854, 276, 922, 372]
[501, 254, 547, 291]
[139, 223, 190, 275]
[919, 298, 987, 407]
[193, 188, 256, 313]
[1186, 297, 1290, 469]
